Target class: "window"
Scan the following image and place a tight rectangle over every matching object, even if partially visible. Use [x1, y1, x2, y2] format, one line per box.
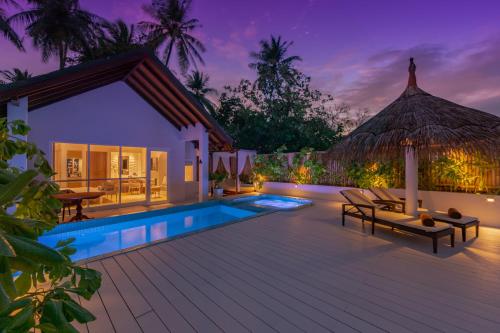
[53, 143, 148, 206]
[184, 162, 194, 182]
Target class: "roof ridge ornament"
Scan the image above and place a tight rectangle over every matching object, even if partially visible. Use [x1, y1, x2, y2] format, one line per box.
[408, 57, 417, 87]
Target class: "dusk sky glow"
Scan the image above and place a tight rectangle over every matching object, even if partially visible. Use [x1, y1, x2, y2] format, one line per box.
[2, 0, 500, 116]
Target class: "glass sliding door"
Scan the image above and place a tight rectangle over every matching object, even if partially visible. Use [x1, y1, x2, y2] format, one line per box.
[53, 143, 162, 207]
[53, 143, 89, 192]
[88, 145, 120, 206]
[121, 146, 147, 204]
[150, 151, 167, 202]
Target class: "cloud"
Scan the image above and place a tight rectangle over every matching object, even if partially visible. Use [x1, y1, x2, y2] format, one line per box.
[243, 21, 257, 39]
[211, 38, 248, 64]
[334, 36, 500, 117]
[210, 21, 259, 66]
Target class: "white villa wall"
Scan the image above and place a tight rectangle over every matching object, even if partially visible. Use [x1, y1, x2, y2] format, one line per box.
[28, 81, 197, 203]
[260, 182, 500, 227]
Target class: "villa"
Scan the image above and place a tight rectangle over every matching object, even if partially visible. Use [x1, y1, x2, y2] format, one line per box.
[0, 50, 233, 207]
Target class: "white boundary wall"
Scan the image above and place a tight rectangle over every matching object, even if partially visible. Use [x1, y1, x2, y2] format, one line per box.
[260, 182, 500, 227]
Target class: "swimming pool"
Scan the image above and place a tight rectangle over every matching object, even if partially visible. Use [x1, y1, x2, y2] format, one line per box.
[39, 194, 311, 261]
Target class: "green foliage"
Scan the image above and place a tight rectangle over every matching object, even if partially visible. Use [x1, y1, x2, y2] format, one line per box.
[238, 173, 253, 185]
[347, 161, 396, 189]
[140, 0, 205, 73]
[431, 154, 495, 193]
[0, 0, 24, 50]
[9, 0, 104, 69]
[209, 171, 227, 189]
[185, 70, 217, 113]
[0, 68, 32, 84]
[252, 146, 288, 189]
[71, 19, 146, 64]
[252, 147, 327, 187]
[212, 36, 343, 154]
[0, 119, 101, 333]
[289, 148, 326, 185]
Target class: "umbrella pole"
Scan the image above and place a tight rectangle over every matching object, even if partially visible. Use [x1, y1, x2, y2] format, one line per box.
[405, 146, 419, 216]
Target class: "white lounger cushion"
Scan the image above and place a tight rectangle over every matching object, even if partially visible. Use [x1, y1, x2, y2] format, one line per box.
[430, 213, 478, 225]
[374, 210, 452, 232]
[342, 189, 387, 215]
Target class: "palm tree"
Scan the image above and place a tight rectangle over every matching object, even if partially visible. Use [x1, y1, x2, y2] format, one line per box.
[249, 35, 302, 97]
[140, 0, 205, 74]
[185, 70, 216, 112]
[0, 0, 23, 49]
[74, 19, 144, 63]
[10, 0, 103, 69]
[104, 20, 142, 54]
[0, 67, 32, 84]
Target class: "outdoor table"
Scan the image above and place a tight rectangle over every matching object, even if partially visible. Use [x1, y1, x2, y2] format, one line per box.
[52, 192, 104, 222]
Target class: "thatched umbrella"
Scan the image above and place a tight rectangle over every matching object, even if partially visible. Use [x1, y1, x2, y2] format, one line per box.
[335, 58, 500, 215]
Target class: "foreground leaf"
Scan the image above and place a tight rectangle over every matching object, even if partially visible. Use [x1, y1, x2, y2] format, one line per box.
[0, 169, 37, 205]
[5, 234, 66, 266]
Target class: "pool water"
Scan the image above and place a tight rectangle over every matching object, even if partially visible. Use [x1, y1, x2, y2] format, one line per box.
[229, 194, 312, 209]
[39, 194, 311, 261]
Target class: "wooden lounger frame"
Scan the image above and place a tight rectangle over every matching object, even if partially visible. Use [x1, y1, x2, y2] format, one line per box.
[432, 216, 479, 242]
[341, 192, 454, 254]
[369, 188, 423, 213]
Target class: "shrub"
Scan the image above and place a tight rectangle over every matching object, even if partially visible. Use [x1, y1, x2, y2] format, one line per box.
[0, 119, 101, 332]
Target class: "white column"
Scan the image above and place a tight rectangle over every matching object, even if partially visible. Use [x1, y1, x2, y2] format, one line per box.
[181, 123, 209, 202]
[235, 150, 240, 193]
[405, 146, 419, 216]
[7, 97, 28, 170]
[197, 124, 209, 202]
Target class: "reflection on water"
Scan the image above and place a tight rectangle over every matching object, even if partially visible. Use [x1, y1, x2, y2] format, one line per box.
[151, 222, 167, 242]
[253, 199, 303, 209]
[184, 216, 193, 228]
[40, 205, 255, 261]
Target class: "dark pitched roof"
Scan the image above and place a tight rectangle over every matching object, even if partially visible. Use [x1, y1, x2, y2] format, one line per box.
[0, 49, 232, 151]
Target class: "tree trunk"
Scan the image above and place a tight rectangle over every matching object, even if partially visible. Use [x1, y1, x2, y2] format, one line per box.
[58, 43, 66, 69]
[165, 40, 174, 67]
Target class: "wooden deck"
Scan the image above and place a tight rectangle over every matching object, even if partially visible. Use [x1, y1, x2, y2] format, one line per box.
[77, 199, 500, 332]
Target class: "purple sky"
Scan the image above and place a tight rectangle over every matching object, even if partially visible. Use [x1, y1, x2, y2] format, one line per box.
[2, 0, 500, 116]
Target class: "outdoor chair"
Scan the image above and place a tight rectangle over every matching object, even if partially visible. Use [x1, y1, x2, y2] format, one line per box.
[58, 189, 76, 222]
[369, 187, 422, 213]
[340, 189, 454, 253]
[429, 212, 479, 242]
[370, 188, 479, 242]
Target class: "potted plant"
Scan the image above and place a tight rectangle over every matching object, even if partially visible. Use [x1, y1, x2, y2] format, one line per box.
[210, 171, 227, 198]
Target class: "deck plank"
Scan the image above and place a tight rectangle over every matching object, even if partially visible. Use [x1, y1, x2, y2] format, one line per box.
[100, 257, 151, 317]
[139, 247, 249, 333]
[207, 213, 499, 332]
[83, 198, 500, 333]
[114, 253, 195, 333]
[126, 250, 222, 333]
[87, 261, 142, 333]
[136, 311, 169, 333]
[150, 241, 299, 332]
[239, 212, 500, 324]
[180, 233, 415, 333]
[197, 223, 469, 332]
[147, 245, 275, 333]
[79, 265, 116, 333]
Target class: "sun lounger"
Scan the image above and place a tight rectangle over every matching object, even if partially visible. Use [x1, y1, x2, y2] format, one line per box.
[341, 189, 454, 253]
[430, 212, 479, 242]
[369, 187, 423, 213]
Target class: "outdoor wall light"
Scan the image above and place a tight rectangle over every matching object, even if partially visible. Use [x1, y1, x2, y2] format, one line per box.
[486, 198, 495, 203]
